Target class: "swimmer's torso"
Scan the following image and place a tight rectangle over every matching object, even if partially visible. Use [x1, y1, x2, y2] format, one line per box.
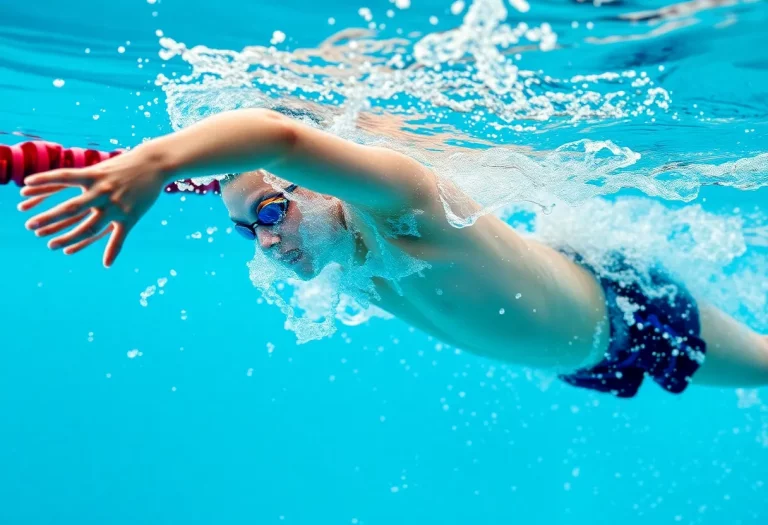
[349, 205, 610, 370]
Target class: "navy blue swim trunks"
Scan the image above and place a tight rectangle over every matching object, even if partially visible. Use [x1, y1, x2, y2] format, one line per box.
[557, 252, 707, 398]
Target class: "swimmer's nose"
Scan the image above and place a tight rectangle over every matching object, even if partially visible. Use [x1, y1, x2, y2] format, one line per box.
[256, 228, 280, 250]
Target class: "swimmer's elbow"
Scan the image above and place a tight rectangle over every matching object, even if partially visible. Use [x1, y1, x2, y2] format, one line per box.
[211, 108, 300, 156]
[233, 107, 433, 210]
[238, 108, 300, 147]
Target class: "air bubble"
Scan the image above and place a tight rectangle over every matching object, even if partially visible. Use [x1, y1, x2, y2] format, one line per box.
[450, 1, 465, 14]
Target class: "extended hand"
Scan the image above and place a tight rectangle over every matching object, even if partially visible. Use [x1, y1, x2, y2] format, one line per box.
[18, 147, 167, 267]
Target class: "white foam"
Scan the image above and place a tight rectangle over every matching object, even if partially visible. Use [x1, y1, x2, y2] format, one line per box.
[155, 0, 669, 155]
[531, 198, 768, 330]
[245, 186, 426, 343]
[428, 141, 768, 228]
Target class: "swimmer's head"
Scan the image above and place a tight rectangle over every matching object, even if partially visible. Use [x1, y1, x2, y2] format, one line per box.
[221, 169, 351, 280]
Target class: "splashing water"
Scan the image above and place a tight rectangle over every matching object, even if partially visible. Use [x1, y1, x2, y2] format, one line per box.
[428, 143, 768, 228]
[245, 176, 427, 343]
[530, 198, 768, 331]
[156, 0, 678, 133]
[153, 0, 767, 341]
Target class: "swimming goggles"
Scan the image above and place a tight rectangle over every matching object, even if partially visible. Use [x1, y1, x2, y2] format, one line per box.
[234, 184, 297, 240]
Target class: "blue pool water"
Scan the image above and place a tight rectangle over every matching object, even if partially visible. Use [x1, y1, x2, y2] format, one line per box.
[1, 0, 767, 524]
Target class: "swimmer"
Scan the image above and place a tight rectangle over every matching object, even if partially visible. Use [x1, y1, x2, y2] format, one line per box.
[17, 108, 768, 397]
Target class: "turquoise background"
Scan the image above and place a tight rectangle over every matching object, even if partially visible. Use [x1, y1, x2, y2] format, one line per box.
[1, 0, 767, 523]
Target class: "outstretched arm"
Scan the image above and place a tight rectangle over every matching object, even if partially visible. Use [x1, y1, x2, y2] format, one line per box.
[152, 108, 434, 210]
[694, 301, 768, 387]
[19, 108, 434, 267]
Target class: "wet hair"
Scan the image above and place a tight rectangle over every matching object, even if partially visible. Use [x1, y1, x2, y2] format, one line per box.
[220, 104, 321, 187]
[219, 172, 240, 187]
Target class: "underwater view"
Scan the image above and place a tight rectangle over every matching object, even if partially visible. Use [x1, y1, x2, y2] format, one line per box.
[1, 0, 767, 523]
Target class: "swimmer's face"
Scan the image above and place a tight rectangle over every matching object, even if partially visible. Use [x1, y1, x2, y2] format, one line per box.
[222, 170, 345, 279]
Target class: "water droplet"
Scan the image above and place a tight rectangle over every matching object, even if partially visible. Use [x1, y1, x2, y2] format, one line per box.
[270, 30, 286, 45]
[358, 7, 373, 22]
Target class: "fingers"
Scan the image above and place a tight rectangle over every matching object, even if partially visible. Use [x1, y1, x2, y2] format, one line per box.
[34, 210, 90, 238]
[25, 190, 99, 230]
[48, 211, 109, 250]
[17, 184, 76, 212]
[20, 183, 71, 197]
[62, 224, 114, 256]
[17, 195, 50, 212]
[104, 222, 130, 268]
[24, 168, 95, 187]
